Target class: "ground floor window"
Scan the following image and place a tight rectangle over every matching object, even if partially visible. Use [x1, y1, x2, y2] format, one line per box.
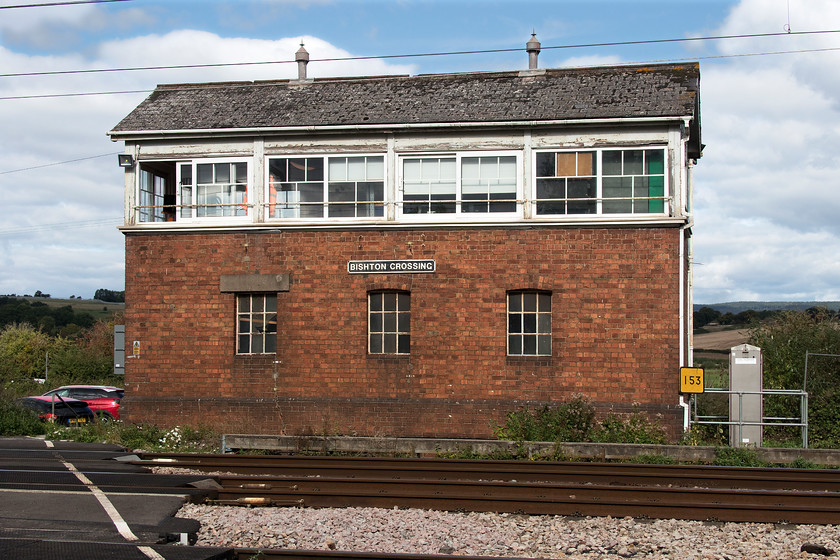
[368, 291, 410, 354]
[236, 294, 277, 354]
[507, 291, 552, 356]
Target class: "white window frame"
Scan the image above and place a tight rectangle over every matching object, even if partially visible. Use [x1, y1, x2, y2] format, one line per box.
[532, 146, 669, 217]
[397, 151, 523, 221]
[264, 153, 387, 222]
[368, 291, 410, 355]
[176, 158, 252, 223]
[236, 293, 277, 355]
[507, 290, 552, 357]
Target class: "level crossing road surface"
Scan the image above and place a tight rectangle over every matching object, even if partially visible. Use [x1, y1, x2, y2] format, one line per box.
[0, 437, 234, 560]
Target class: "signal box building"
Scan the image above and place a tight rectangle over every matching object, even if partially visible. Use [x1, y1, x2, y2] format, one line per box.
[109, 51, 702, 438]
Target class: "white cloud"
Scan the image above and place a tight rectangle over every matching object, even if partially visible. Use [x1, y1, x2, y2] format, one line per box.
[691, 0, 840, 303]
[0, 31, 414, 298]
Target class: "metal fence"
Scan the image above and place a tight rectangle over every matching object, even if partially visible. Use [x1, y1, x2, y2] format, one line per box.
[689, 388, 809, 448]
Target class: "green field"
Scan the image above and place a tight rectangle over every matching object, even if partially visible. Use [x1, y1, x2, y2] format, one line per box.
[21, 297, 124, 321]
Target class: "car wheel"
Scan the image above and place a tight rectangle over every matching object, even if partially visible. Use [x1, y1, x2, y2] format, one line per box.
[96, 411, 114, 422]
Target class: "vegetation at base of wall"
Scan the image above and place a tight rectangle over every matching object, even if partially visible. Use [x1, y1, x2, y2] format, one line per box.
[625, 453, 677, 464]
[491, 397, 595, 442]
[0, 404, 221, 452]
[712, 446, 768, 467]
[492, 398, 668, 445]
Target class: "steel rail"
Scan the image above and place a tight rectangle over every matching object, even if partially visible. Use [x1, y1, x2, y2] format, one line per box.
[212, 474, 840, 524]
[136, 452, 840, 492]
[232, 549, 537, 560]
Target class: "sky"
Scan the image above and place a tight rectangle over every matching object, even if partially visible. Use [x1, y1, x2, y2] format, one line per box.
[0, 0, 838, 304]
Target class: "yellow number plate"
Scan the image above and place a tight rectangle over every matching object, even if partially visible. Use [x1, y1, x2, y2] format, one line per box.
[679, 367, 705, 393]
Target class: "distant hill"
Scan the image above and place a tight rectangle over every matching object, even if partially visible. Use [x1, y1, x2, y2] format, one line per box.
[693, 302, 840, 314]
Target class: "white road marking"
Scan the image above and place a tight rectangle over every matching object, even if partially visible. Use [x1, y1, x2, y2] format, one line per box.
[58, 458, 139, 542]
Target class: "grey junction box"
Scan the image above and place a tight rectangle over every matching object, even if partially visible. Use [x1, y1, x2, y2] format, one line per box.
[729, 343, 763, 447]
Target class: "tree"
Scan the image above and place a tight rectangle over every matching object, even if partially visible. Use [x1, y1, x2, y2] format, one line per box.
[0, 324, 52, 384]
[749, 310, 840, 448]
[694, 306, 721, 328]
[94, 289, 125, 303]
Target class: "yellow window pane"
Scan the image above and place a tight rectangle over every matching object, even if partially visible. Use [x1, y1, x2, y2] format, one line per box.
[556, 153, 577, 176]
[577, 152, 594, 176]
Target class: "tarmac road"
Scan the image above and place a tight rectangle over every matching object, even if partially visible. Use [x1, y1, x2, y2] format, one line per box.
[0, 436, 233, 560]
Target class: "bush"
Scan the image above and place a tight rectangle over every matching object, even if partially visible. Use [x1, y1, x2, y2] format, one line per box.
[492, 397, 595, 442]
[493, 399, 667, 445]
[0, 398, 45, 436]
[592, 410, 667, 444]
[713, 446, 768, 467]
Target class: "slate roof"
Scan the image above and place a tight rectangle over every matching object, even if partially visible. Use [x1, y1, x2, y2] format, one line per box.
[110, 63, 700, 139]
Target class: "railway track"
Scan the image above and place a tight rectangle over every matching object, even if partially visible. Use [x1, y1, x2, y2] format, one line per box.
[137, 452, 840, 491]
[136, 453, 840, 524]
[230, 551, 536, 560]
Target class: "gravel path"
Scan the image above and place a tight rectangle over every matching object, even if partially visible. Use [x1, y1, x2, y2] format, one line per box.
[177, 503, 840, 559]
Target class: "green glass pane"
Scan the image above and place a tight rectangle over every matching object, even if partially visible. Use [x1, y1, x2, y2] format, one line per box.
[646, 150, 665, 174]
[648, 175, 665, 213]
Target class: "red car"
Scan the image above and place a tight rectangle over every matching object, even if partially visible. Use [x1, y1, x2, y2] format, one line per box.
[41, 385, 123, 421]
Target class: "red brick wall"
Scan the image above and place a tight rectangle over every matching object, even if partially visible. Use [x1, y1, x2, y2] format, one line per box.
[123, 226, 684, 438]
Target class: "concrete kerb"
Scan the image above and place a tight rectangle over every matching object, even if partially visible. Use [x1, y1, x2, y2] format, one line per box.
[220, 434, 840, 466]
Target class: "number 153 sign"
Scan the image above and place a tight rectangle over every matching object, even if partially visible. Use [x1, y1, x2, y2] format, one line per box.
[679, 367, 704, 393]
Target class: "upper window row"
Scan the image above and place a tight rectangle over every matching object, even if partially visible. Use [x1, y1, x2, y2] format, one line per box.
[136, 149, 668, 223]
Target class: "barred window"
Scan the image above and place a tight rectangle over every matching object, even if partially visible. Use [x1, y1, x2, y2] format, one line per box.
[368, 291, 410, 354]
[507, 291, 551, 356]
[236, 294, 277, 354]
[535, 148, 666, 215]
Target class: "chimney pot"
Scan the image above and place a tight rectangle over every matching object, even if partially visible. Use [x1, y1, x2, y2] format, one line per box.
[296, 42, 309, 80]
[526, 32, 541, 69]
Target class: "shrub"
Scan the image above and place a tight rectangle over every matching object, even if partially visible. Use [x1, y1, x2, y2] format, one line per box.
[492, 397, 595, 442]
[0, 398, 45, 436]
[713, 446, 768, 467]
[493, 399, 667, 445]
[592, 410, 667, 445]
